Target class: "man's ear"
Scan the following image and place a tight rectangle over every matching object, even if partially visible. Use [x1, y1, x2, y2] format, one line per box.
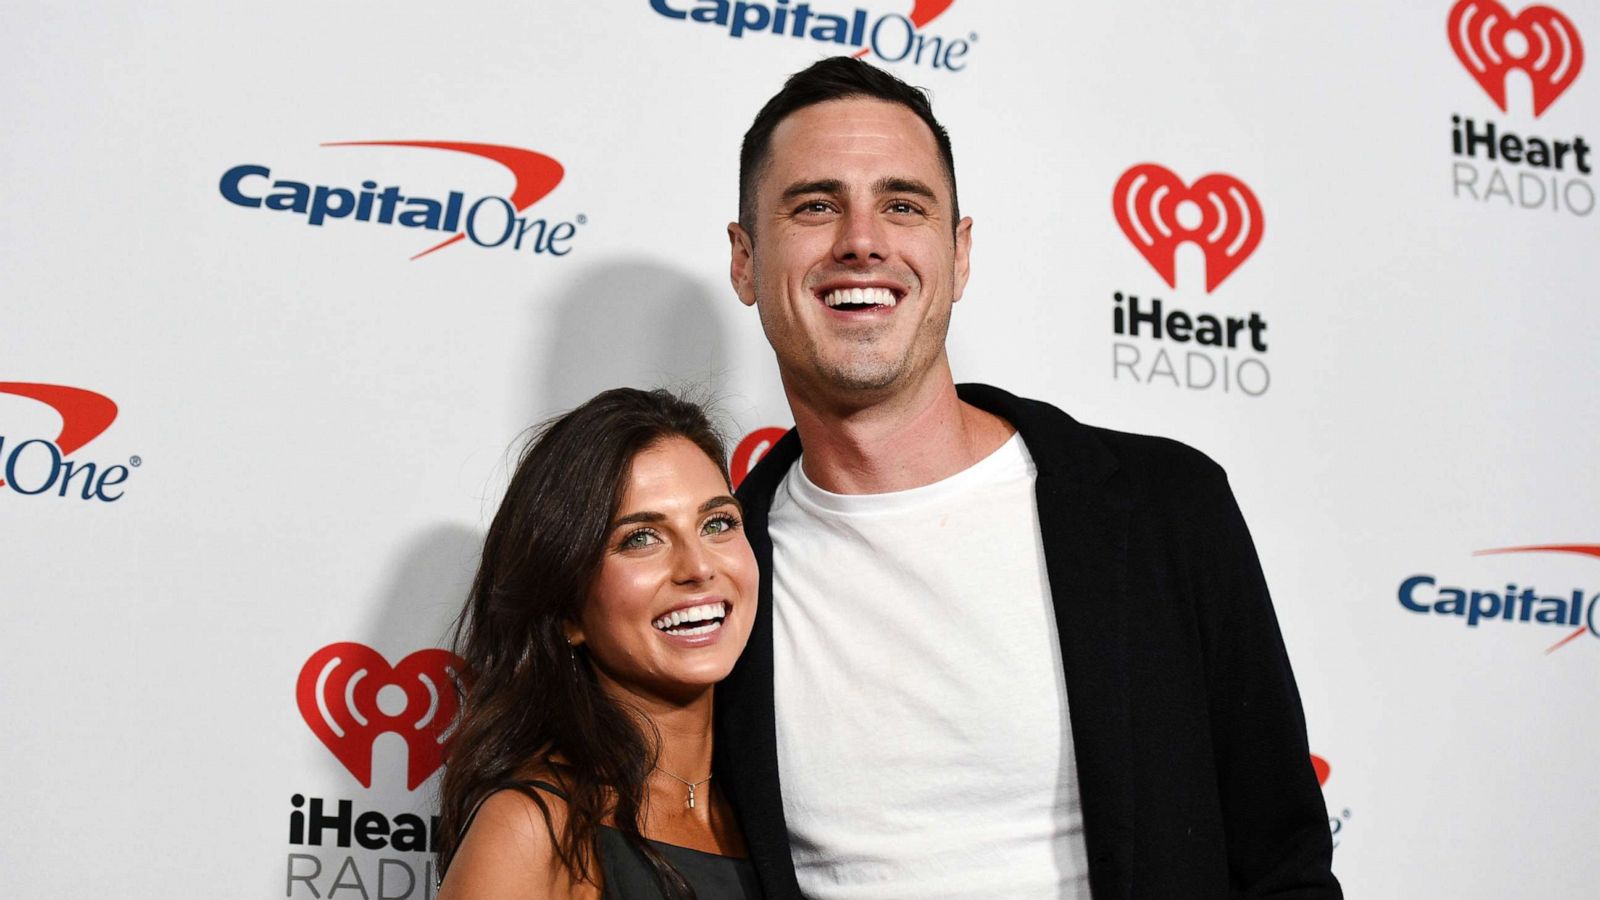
[728, 222, 757, 307]
[951, 216, 973, 303]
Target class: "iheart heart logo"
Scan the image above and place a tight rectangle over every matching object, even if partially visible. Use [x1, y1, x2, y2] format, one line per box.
[1449, 1, 1584, 117]
[1112, 164, 1264, 293]
[296, 643, 468, 790]
[731, 427, 787, 489]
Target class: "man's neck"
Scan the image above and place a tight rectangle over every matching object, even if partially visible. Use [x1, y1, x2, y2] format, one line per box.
[784, 364, 1014, 495]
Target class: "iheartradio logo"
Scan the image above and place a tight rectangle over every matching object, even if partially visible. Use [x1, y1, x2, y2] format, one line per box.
[296, 643, 467, 790]
[1112, 164, 1263, 293]
[731, 427, 787, 489]
[1449, 1, 1584, 117]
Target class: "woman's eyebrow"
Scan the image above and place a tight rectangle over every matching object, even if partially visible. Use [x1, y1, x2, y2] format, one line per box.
[701, 495, 741, 514]
[610, 495, 741, 530]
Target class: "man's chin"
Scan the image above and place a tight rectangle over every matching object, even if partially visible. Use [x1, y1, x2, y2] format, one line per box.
[785, 364, 913, 414]
[809, 354, 904, 392]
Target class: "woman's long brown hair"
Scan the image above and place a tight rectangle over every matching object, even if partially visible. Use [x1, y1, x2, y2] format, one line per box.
[437, 387, 729, 899]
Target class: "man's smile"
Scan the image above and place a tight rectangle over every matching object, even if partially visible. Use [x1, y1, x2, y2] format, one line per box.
[822, 286, 898, 309]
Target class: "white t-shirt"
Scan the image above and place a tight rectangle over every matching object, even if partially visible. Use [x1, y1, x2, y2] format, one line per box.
[769, 433, 1092, 899]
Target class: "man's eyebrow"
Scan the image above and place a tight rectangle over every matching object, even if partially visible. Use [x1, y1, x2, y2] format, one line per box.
[780, 179, 845, 202]
[780, 177, 941, 205]
[609, 496, 742, 530]
[875, 177, 939, 202]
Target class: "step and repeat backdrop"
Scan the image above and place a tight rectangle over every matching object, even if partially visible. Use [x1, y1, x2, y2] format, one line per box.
[3, 2, 1596, 897]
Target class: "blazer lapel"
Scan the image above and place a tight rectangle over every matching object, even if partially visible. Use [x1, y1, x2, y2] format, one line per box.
[958, 384, 1136, 899]
[1035, 473, 1134, 899]
[718, 429, 805, 899]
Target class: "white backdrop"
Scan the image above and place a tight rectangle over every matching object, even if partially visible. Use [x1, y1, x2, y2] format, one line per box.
[3, 2, 1596, 897]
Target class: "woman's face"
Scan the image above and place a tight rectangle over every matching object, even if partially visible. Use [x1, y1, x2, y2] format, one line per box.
[571, 435, 758, 705]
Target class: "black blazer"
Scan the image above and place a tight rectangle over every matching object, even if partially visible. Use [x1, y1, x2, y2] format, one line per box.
[715, 383, 1340, 899]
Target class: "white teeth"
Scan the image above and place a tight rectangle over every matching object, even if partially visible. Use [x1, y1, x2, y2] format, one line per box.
[824, 286, 897, 308]
[652, 602, 730, 632]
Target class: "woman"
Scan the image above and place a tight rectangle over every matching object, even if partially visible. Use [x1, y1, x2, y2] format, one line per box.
[436, 388, 763, 899]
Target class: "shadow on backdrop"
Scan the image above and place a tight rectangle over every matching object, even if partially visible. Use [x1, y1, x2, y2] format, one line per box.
[302, 523, 486, 827]
[299, 263, 732, 846]
[527, 258, 732, 419]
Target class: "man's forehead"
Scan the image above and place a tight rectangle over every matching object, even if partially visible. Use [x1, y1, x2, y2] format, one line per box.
[763, 97, 945, 186]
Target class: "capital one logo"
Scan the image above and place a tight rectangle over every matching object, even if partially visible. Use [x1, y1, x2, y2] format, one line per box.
[1311, 754, 1354, 848]
[1310, 754, 1331, 787]
[649, 0, 974, 72]
[296, 643, 468, 790]
[1397, 543, 1600, 653]
[1449, 1, 1584, 117]
[219, 140, 581, 260]
[0, 382, 135, 502]
[1112, 164, 1264, 293]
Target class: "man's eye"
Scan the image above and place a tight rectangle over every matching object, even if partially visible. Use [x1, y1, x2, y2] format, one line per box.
[796, 200, 834, 214]
[887, 200, 921, 214]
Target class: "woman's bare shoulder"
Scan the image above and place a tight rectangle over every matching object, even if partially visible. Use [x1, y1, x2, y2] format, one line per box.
[437, 780, 597, 900]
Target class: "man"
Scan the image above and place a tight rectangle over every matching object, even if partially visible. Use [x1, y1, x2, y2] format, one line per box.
[715, 57, 1339, 899]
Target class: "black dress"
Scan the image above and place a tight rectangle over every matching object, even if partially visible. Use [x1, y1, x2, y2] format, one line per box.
[596, 825, 763, 899]
[467, 779, 763, 899]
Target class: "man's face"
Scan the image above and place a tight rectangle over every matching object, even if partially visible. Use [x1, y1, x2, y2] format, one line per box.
[730, 97, 972, 407]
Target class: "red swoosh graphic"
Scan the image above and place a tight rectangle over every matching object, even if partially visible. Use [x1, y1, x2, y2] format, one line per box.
[1474, 544, 1600, 653]
[909, 0, 955, 27]
[0, 382, 119, 488]
[1474, 544, 1600, 560]
[1545, 628, 1588, 654]
[322, 141, 565, 260]
[854, 0, 958, 57]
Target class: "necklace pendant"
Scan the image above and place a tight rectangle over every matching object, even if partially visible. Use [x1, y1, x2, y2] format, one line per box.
[687, 785, 697, 809]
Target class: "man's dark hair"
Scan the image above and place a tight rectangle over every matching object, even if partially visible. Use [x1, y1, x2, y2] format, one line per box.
[738, 56, 959, 238]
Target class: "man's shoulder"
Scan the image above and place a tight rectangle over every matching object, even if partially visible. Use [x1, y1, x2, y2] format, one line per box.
[958, 383, 1229, 495]
[734, 383, 1236, 511]
[1078, 419, 1228, 489]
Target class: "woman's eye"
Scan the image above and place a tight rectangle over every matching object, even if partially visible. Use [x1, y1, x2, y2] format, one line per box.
[703, 513, 741, 535]
[619, 528, 661, 550]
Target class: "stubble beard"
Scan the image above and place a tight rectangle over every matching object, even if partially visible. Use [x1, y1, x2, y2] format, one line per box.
[802, 301, 953, 403]
[759, 270, 954, 404]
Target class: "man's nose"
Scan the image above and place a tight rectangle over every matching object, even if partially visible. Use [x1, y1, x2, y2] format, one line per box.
[831, 204, 887, 265]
